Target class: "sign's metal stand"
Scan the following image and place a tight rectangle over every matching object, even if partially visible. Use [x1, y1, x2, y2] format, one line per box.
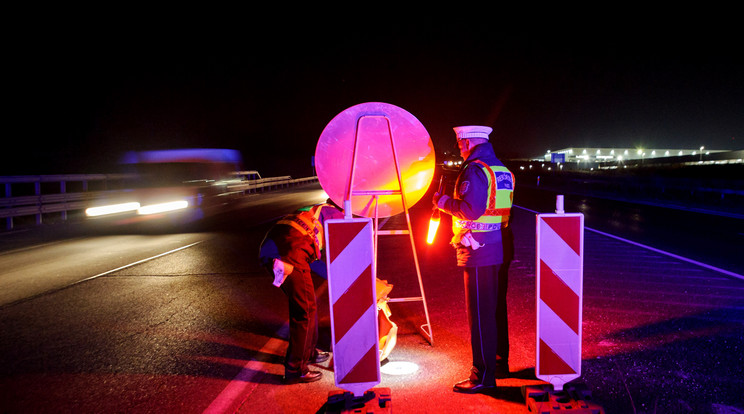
[345, 112, 434, 346]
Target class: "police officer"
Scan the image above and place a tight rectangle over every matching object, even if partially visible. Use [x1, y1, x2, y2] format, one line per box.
[258, 201, 345, 384]
[433, 125, 515, 393]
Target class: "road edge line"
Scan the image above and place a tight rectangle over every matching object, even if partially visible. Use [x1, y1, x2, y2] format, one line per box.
[0, 241, 203, 310]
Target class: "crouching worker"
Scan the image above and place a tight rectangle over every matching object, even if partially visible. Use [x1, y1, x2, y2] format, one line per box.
[258, 200, 345, 384]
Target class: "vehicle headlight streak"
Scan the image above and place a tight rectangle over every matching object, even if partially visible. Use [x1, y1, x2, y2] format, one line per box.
[85, 202, 141, 217]
[137, 200, 189, 215]
[85, 200, 190, 217]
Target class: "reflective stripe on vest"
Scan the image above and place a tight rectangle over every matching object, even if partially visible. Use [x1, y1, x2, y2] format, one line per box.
[452, 160, 514, 234]
[277, 204, 325, 258]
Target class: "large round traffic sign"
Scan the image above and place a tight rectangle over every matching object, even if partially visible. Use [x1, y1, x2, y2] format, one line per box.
[315, 102, 435, 218]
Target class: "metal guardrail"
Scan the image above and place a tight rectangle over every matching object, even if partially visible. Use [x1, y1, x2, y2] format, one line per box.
[1, 174, 319, 231]
[226, 176, 304, 193]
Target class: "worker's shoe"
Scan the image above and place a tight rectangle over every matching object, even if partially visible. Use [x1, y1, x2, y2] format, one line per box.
[312, 350, 331, 364]
[453, 379, 496, 394]
[283, 370, 322, 384]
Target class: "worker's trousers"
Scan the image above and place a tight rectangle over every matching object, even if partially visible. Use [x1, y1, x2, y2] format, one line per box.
[464, 262, 510, 386]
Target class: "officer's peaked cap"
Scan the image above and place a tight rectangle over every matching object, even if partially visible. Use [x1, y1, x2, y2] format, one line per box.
[453, 125, 492, 140]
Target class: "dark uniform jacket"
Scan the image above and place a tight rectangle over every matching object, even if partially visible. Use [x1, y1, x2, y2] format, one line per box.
[439, 143, 514, 267]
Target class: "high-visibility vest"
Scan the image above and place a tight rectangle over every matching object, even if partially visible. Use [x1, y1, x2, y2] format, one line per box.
[452, 160, 514, 236]
[277, 204, 326, 258]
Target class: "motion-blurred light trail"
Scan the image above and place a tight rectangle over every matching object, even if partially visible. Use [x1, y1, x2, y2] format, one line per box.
[85, 202, 140, 217]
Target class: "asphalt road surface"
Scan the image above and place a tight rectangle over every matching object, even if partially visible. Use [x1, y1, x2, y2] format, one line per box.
[1, 182, 742, 413]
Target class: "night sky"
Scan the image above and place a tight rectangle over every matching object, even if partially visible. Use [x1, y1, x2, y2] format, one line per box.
[5, 13, 742, 178]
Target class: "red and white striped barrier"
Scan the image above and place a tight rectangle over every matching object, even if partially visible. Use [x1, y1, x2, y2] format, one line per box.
[324, 217, 380, 397]
[535, 201, 584, 391]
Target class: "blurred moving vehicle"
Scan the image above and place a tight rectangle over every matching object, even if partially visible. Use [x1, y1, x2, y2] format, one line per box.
[84, 148, 243, 228]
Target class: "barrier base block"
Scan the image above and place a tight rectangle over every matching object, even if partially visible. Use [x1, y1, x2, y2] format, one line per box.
[522, 383, 605, 414]
[324, 387, 392, 414]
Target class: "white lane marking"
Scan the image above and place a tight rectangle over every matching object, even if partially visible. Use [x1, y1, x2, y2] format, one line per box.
[0, 241, 204, 309]
[513, 205, 744, 281]
[584, 227, 744, 281]
[76, 241, 204, 284]
[202, 324, 289, 414]
[204, 283, 328, 413]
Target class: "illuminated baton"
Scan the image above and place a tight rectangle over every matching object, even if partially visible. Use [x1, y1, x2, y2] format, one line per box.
[426, 176, 445, 244]
[426, 208, 441, 244]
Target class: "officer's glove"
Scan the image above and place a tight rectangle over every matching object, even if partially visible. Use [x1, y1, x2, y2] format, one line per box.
[461, 232, 483, 250]
[272, 258, 294, 287]
[432, 192, 450, 210]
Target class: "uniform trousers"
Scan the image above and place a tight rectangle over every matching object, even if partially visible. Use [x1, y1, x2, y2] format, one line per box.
[464, 262, 510, 386]
[260, 224, 319, 377]
[280, 265, 319, 377]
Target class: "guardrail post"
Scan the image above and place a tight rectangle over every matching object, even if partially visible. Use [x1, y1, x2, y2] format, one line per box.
[35, 180, 42, 225]
[4, 182, 11, 230]
[60, 180, 67, 221]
